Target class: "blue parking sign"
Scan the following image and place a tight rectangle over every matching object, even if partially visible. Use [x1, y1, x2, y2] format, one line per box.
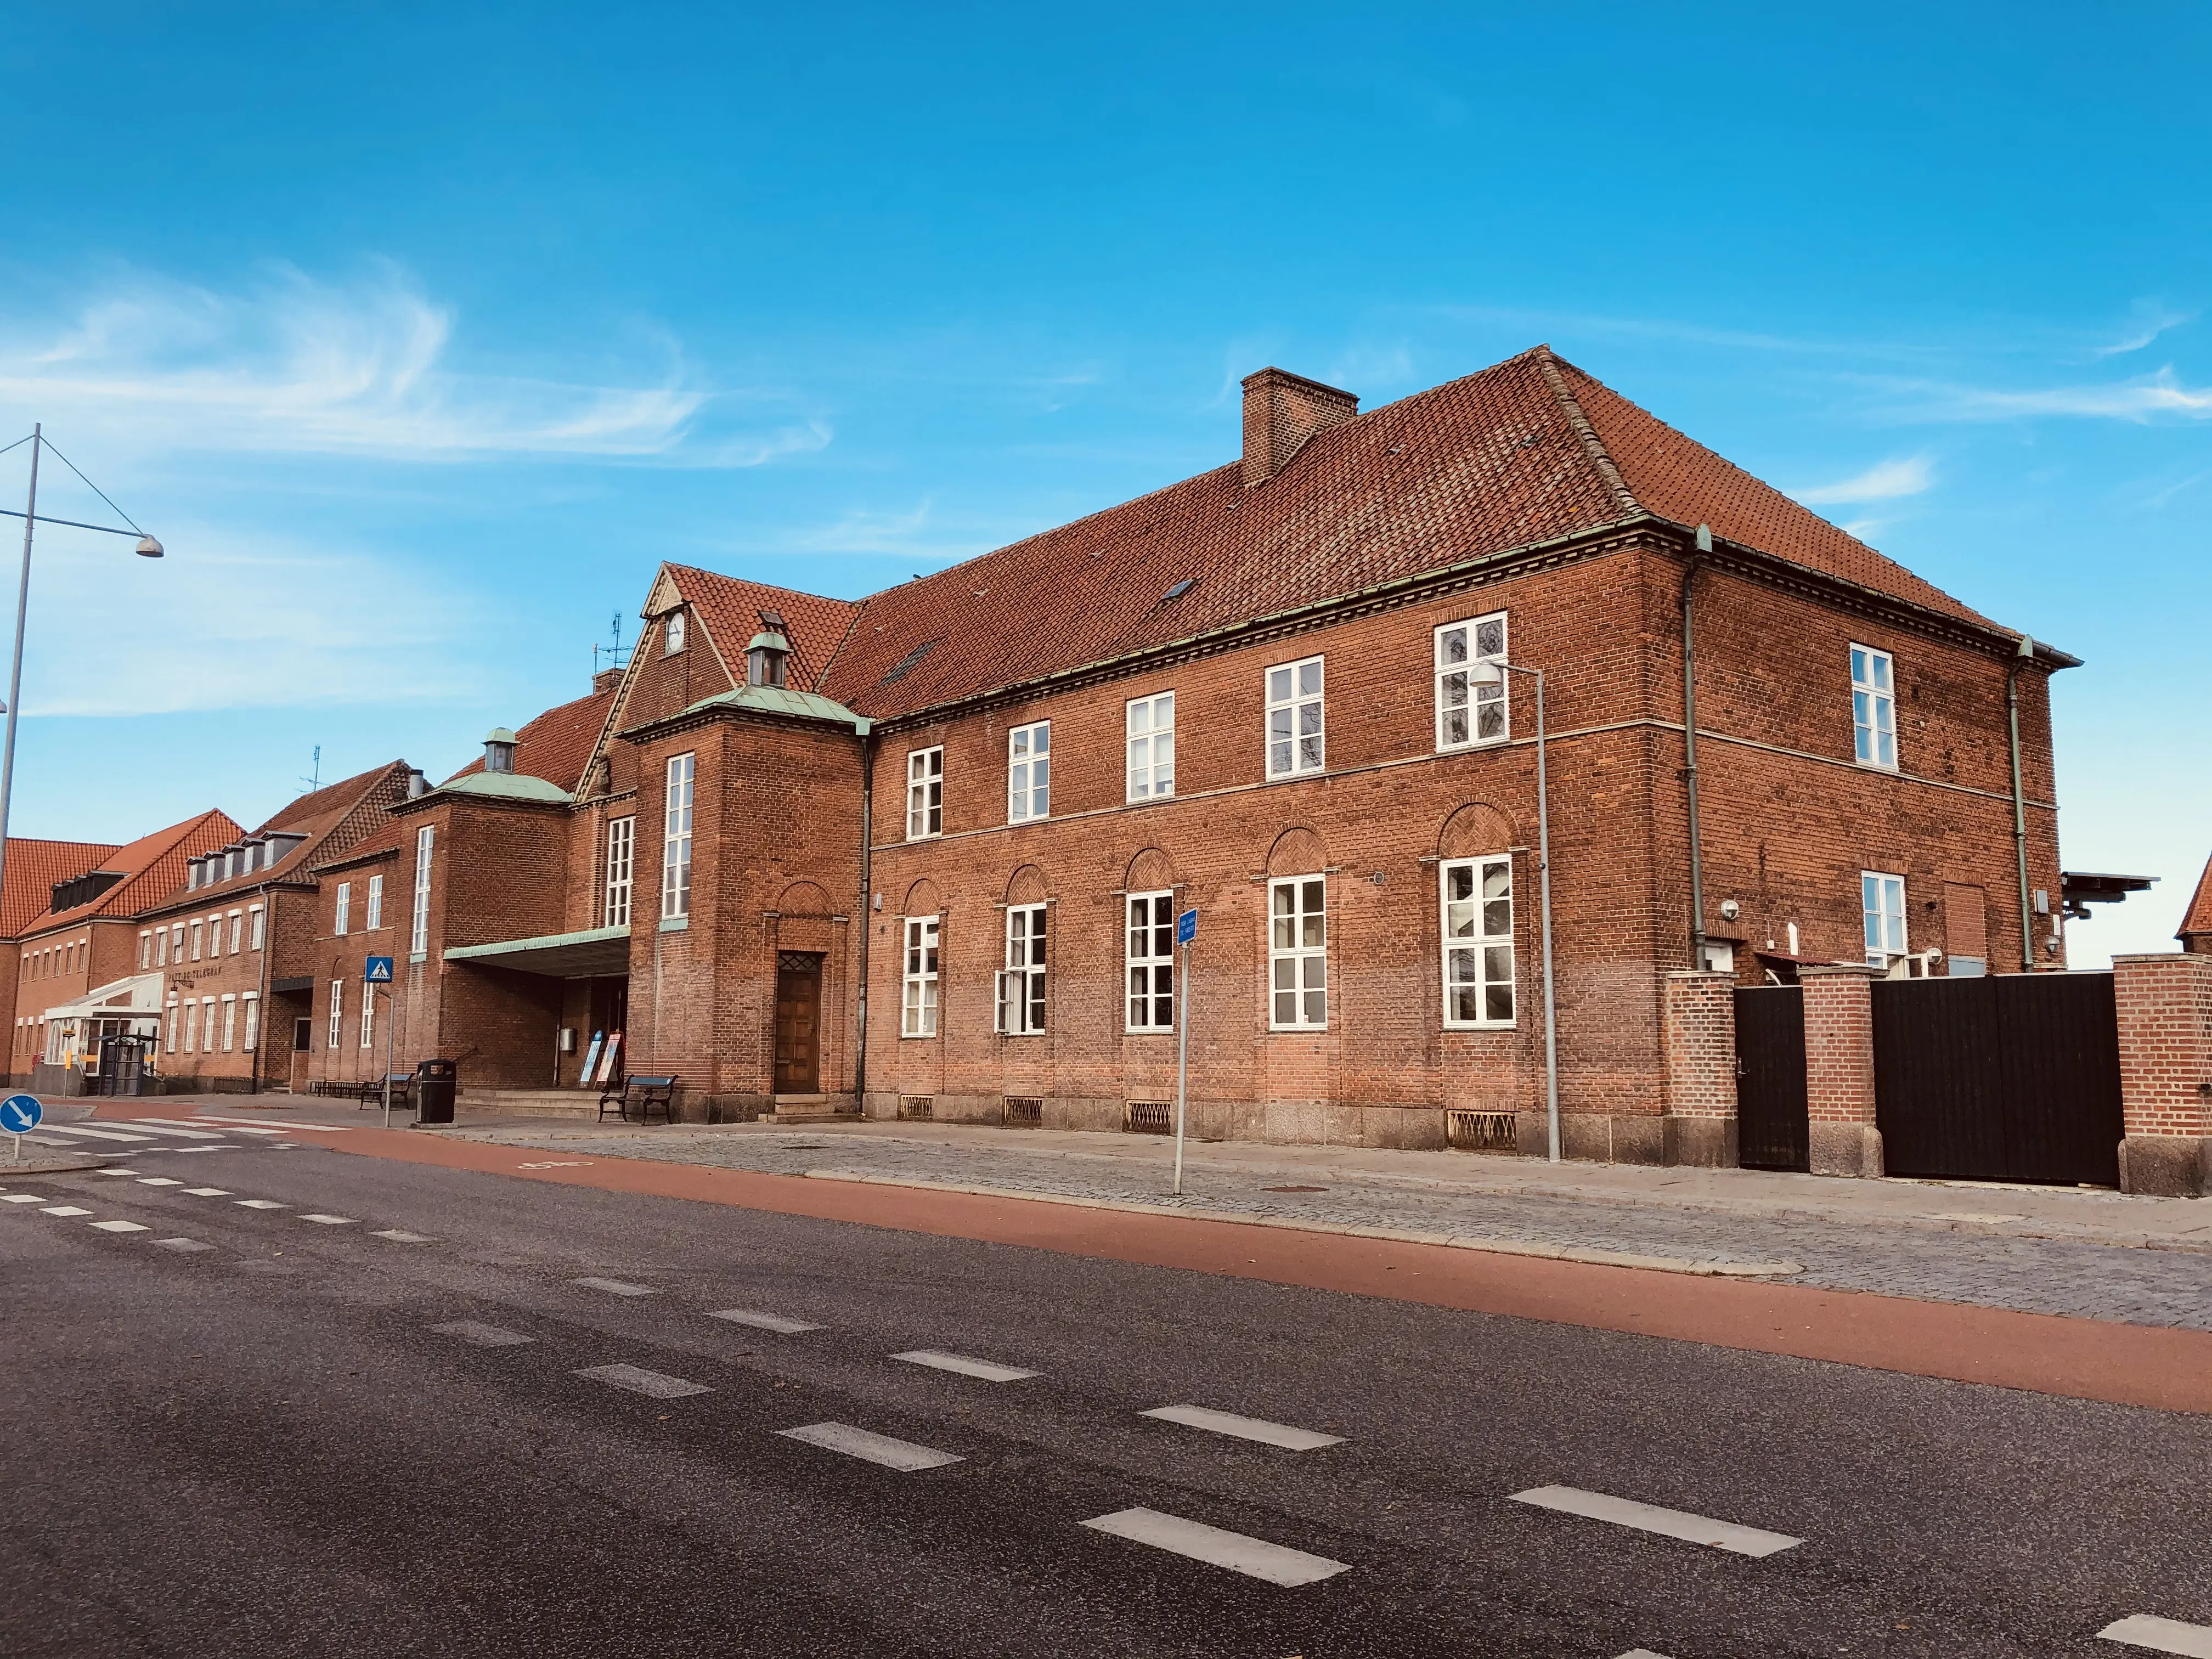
[364, 956, 395, 983]
[1176, 908, 1197, 946]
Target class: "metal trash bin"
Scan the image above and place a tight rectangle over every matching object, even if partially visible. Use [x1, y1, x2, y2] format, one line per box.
[415, 1058, 457, 1124]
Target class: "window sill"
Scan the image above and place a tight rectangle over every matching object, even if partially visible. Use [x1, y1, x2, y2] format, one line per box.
[1443, 1021, 1519, 1032]
[899, 1031, 938, 1040]
[1436, 736, 1510, 755]
[409, 952, 427, 964]
[1853, 757, 1900, 774]
[1266, 1025, 1330, 1035]
[996, 1030, 1048, 1039]
[659, 915, 689, 933]
[906, 833, 943, 844]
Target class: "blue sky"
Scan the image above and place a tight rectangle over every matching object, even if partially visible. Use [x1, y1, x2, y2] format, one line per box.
[0, 3, 2204, 961]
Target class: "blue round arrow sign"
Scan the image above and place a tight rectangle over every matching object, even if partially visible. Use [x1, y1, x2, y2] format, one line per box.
[0, 1093, 43, 1134]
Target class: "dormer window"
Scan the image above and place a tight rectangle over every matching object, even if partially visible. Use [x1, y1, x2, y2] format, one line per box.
[663, 610, 687, 656]
[746, 630, 791, 689]
[186, 860, 200, 891]
[483, 727, 518, 774]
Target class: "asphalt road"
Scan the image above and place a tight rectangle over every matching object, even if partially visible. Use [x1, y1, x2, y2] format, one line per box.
[4, 1127, 2208, 1658]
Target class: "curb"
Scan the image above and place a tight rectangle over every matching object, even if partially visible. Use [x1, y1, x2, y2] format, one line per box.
[800, 1168, 1806, 1279]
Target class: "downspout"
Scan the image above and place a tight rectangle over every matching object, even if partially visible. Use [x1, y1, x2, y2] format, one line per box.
[854, 725, 876, 1107]
[2006, 636, 2035, 972]
[250, 883, 270, 1094]
[1681, 526, 1711, 968]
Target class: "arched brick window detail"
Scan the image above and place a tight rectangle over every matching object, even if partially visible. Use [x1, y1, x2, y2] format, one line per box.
[1265, 826, 1327, 877]
[1005, 864, 1049, 906]
[1438, 803, 1516, 861]
[1124, 848, 1173, 895]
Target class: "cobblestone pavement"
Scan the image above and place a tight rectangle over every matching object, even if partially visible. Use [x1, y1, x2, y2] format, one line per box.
[448, 1124, 2212, 1333]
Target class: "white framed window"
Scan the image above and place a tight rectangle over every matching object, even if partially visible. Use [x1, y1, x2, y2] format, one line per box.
[229, 910, 243, 953]
[662, 754, 695, 919]
[1266, 655, 1325, 777]
[1268, 876, 1328, 1029]
[906, 747, 944, 839]
[996, 904, 1047, 1034]
[190, 920, 203, 962]
[663, 609, 686, 655]
[1125, 891, 1175, 1032]
[364, 877, 382, 932]
[249, 905, 266, 951]
[1442, 856, 1516, 1027]
[183, 1001, 199, 1055]
[1863, 872, 1907, 967]
[1007, 722, 1050, 823]
[1851, 644, 1897, 770]
[138, 931, 152, 970]
[335, 882, 352, 935]
[1126, 692, 1174, 802]
[360, 986, 375, 1049]
[242, 994, 260, 1052]
[901, 916, 940, 1037]
[329, 980, 344, 1049]
[208, 913, 224, 953]
[171, 924, 184, 963]
[411, 826, 434, 957]
[221, 996, 237, 1053]
[165, 995, 178, 1054]
[605, 816, 635, 928]
[1436, 612, 1509, 750]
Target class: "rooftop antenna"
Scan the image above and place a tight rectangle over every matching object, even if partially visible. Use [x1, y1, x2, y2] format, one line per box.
[300, 744, 321, 794]
[592, 610, 631, 678]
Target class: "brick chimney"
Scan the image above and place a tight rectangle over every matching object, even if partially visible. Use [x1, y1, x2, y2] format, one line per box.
[1241, 367, 1359, 488]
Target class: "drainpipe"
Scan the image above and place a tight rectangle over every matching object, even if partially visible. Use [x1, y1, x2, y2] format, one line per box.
[854, 726, 876, 1105]
[2006, 636, 2035, 973]
[1681, 526, 1711, 969]
[250, 883, 270, 1094]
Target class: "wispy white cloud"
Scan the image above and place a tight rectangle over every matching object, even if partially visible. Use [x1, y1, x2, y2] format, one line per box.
[2091, 301, 2195, 358]
[1875, 366, 2212, 423]
[1840, 518, 1887, 541]
[1790, 454, 1936, 504]
[0, 262, 824, 468]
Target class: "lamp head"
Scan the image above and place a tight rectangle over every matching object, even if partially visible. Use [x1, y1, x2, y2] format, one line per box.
[1468, 659, 1506, 687]
[133, 536, 163, 559]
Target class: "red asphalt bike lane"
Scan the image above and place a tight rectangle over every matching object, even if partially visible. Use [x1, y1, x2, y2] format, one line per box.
[95, 1105, 2212, 1417]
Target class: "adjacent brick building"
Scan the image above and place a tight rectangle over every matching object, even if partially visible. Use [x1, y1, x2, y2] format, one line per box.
[2179, 851, 2212, 955]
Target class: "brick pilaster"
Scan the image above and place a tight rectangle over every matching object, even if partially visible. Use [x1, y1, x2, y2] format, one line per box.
[1661, 969, 1737, 1166]
[1799, 962, 1883, 1177]
[2113, 952, 2212, 1198]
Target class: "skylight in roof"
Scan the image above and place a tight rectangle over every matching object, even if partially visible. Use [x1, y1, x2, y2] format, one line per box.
[1163, 578, 1195, 601]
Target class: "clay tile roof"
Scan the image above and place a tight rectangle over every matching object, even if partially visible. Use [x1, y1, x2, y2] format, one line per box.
[447, 685, 619, 793]
[662, 568, 859, 694]
[2180, 851, 2212, 943]
[130, 763, 412, 917]
[2, 838, 122, 938]
[17, 809, 241, 935]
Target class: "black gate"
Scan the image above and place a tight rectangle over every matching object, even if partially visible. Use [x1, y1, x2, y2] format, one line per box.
[1733, 985, 1809, 1172]
[1871, 972, 2123, 1187]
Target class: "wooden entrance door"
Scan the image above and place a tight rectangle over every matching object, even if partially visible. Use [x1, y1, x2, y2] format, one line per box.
[774, 952, 822, 1094]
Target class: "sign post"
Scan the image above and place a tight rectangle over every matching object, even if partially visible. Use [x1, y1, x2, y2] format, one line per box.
[364, 957, 395, 1126]
[1173, 906, 1197, 1197]
[1, 1092, 41, 1161]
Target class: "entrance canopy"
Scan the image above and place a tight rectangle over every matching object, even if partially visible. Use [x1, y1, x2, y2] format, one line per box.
[443, 924, 630, 979]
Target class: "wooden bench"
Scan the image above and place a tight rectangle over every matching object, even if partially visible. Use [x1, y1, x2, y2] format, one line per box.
[599, 1075, 677, 1125]
[363, 1073, 414, 1110]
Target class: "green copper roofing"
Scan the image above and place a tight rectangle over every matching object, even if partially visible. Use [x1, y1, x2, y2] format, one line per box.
[432, 770, 573, 805]
[746, 630, 791, 653]
[484, 726, 520, 744]
[676, 681, 871, 734]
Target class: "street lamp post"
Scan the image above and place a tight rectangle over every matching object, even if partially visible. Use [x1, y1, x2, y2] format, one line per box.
[1469, 657, 1559, 1163]
[0, 425, 163, 904]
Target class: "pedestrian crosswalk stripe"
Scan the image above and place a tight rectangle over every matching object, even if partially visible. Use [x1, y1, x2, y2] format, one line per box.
[94, 1168, 140, 1177]
[196, 1116, 349, 1133]
[777, 1421, 962, 1471]
[891, 1349, 1040, 1383]
[122, 1121, 229, 1140]
[2100, 1615, 2212, 1656]
[708, 1308, 825, 1334]
[137, 1177, 184, 1187]
[41, 1205, 92, 1217]
[1079, 1508, 1350, 1586]
[1139, 1404, 1346, 1451]
[1510, 1486, 1803, 1558]
[41, 1125, 157, 1143]
[574, 1363, 710, 1399]
[374, 1229, 433, 1243]
[572, 1277, 653, 1296]
[432, 1321, 533, 1347]
[182, 1187, 232, 1197]
[2, 1194, 45, 1204]
[154, 1238, 214, 1252]
[300, 1214, 356, 1224]
[89, 1220, 151, 1233]
[234, 1199, 287, 1210]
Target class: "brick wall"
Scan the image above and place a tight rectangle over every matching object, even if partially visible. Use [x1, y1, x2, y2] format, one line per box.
[1799, 963, 1882, 1176]
[2113, 952, 2212, 1197]
[1661, 969, 1736, 1165]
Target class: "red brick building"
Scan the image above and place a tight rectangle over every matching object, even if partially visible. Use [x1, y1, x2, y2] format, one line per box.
[289, 348, 2074, 1166]
[2179, 853, 2212, 955]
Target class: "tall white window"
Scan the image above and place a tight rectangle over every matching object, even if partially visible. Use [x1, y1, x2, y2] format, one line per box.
[1863, 872, 1907, 967]
[171, 924, 184, 962]
[190, 920, 203, 962]
[138, 931, 152, 969]
[411, 826, 435, 956]
[242, 995, 260, 1052]
[1269, 876, 1328, 1029]
[229, 910, 244, 953]
[249, 906, 266, 950]
[662, 754, 695, 919]
[1442, 856, 1516, 1027]
[1436, 612, 1509, 749]
[184, 1001, 202, 1054]
[208, 915, 223, 954]
[1126, 693, 1175, 802]
[360, 987, 375, 1049]
[1852, 645, 1897, 769]
[663, 609, 686, 655]
[165, 995, 178, 1054]
[329, 980, 344, 1048]
[996, 904, 1047, 1034]
[1007, 722, 1050, 823]
[364, 877, 382, 932]
[1266, 656, 1325, 777]
[1125, 892, 1175, 1032]
[221, 996, 237, 1053]
[901, 916, 940, 1037]
[906, 747, 944, 839]
[335, 882, 352, 935]
[605, 816, 635, 927]
[155, 928, 169, 967]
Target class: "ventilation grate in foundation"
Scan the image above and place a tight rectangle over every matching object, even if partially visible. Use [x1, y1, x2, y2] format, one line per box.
[1124, 1100, 1172, 1135]
[897, 1096, 934, 1122]
[1446, 1109, 1517, 1152]
[1004, 1096, 1042, 1128]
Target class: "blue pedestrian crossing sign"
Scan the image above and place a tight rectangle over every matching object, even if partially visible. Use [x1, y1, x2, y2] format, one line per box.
[364, 956, 395, 983]
[1, 1093, 42, 1134]
[1176, 908, 1197, 946]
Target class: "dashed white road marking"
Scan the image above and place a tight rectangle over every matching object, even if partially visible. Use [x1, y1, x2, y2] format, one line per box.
[572, 1277, 653, 1296]
[93, 1168, 142, 1177]
[776, 1421, 962, 1471]
[195, 1115, 348, 1133]
[2101, 1615, 2212, 1656]
[122, 1121, 229, 1140]
[182, 1187, 232, 1197]
[374, 1229, 434, 1243]
[431, 1321, 533, 1347]
[89, 1219, 151, 1233]
[708, 1308, 824, 1334]
[41, 1205, 92, 1217]
[1079, 1508, 1350, 1587]
[890, 1349, 1041, 1383]
[3, 1193, 47, 1204]
[1617, 1650, 1678, 1658]
[300, 1214, 356, 1225]
[164, 1146, 229, 1154]
[574, 1363, 710, 1399]
[1510, 1486, 1803, 1558]
[41, 1125, 157, 1143]
[1139, 1404, 1346, 1451]
[136, 1177, 184, 1187]
[154, 1238, 213, 1252]
[233, 1199, 287, 1211]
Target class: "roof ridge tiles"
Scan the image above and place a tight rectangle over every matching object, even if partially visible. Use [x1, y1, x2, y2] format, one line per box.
[1532, 345, 1640, 517]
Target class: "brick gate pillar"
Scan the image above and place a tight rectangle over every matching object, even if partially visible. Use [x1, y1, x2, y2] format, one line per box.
[1662, 969, 1737, 1166]
[2113, 953, 2212, 1198]
[1800, 963, 1883, 1178]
